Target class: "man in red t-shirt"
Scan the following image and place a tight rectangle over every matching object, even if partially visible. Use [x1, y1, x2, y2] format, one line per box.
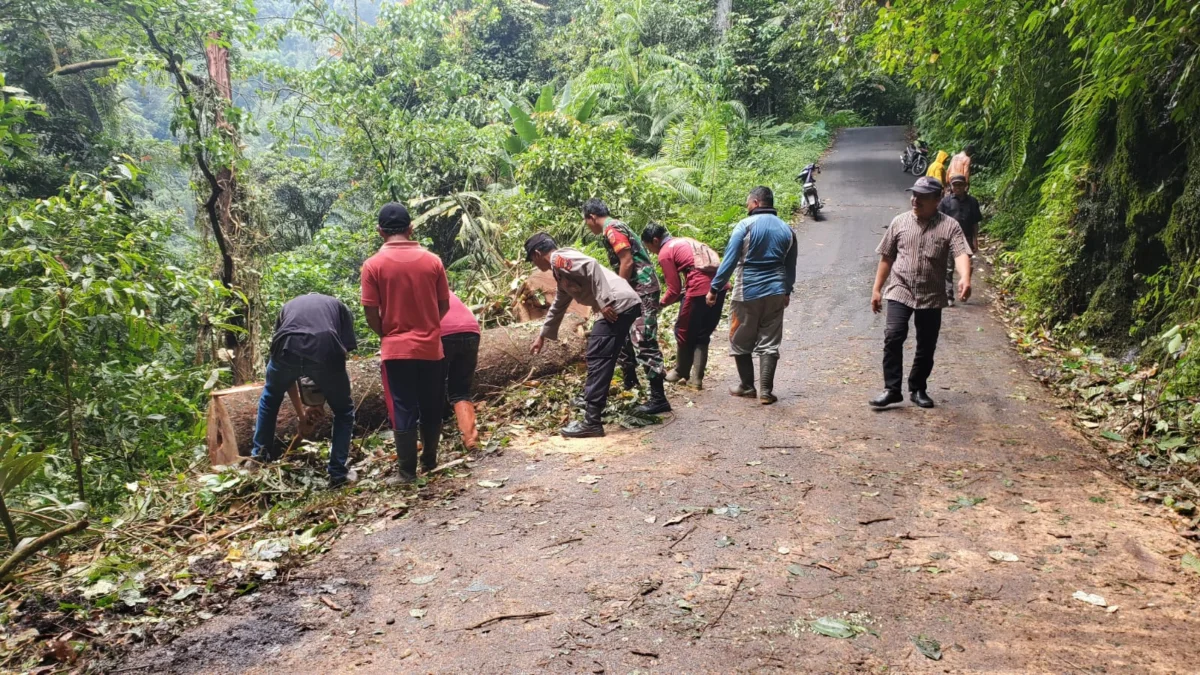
[362, 202, 450, 482]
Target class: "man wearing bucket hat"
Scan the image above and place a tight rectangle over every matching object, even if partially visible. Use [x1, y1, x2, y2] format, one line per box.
[525, 232, 643, 438]
[869, 176, 972, 409]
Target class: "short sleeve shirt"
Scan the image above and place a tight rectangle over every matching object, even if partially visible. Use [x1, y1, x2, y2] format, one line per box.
[361, 240, 450, 361]
[876, 212, 971, 309]
[270, 293, 358, 362]
[441, 292, 481, 336]
[602, 219, 660, 297]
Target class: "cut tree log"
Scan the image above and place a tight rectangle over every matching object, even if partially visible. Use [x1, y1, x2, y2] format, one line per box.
[514, 269, 592, 323]
[206, 315, 588, 465]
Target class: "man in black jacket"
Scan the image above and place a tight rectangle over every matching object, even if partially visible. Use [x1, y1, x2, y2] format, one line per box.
[938, 175, 982, 306]
[251, 293, 358, 487]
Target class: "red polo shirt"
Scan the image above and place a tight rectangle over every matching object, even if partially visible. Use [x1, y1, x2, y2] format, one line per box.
[361, 240, 450, 361]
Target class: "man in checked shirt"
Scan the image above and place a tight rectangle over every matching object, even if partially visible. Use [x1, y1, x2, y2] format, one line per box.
[869, 176, 972, 409]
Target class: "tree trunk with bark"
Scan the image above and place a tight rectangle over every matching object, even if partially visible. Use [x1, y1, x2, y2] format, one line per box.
[206, 316, 589, 465]
[205, 32, 256, 384]
[715, 0, 732, 40]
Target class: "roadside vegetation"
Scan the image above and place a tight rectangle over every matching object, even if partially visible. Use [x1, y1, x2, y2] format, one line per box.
[870, 0, 1200, 528]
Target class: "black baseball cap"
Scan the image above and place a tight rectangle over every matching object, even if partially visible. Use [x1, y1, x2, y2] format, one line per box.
[378, 202, 411, 232]
[907, 176, 944, 195]
[949, 174, 967, 185]
[524, 232, 557, 261]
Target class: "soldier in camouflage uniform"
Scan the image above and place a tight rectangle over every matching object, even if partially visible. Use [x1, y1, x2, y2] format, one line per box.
[583, 198, 672, 415]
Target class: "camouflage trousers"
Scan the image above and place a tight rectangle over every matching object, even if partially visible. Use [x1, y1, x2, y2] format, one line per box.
[618, 292, 667, 380]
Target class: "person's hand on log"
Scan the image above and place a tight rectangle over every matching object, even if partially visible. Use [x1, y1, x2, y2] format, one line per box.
[531, 335, 545, 355]
[601, 305, 618, 323]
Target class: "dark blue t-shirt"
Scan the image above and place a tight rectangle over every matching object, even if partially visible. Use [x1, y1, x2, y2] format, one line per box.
[270, 294, 358, 363]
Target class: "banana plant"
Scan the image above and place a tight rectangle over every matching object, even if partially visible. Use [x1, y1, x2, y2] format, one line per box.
[409, 190, 506, 270]
[0, 433, 46, 548]
[499, 83, 599, 156]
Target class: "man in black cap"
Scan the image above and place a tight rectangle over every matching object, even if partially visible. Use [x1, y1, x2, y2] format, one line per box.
[938, 174, 982, 306]
[869, 176, 972, 409]
[361, 202, 451, 482]
[525, 233, 643, 438]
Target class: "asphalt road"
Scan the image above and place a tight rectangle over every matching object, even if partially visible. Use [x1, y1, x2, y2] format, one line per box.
[128, 126, 1200, 673]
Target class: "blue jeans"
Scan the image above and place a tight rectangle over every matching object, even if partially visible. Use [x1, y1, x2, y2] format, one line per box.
[251, 353, 355, 482]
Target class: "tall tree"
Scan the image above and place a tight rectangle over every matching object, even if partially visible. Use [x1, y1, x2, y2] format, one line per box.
[53, 0, 264, 382]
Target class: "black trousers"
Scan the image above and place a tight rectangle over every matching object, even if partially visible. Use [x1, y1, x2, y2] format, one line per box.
[583, 307, 641, 417]
[383, 359, 445, 464]
[442, 333, 480, 404]
[883, 300, 942, 393]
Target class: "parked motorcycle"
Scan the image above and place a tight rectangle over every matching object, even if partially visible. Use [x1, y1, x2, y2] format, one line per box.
[798, 163, 822, 217]
[902, 139, 930, 176]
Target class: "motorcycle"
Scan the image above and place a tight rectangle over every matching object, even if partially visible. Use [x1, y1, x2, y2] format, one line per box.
[902, 139, 930, 176]
[798, 163, 822, 217]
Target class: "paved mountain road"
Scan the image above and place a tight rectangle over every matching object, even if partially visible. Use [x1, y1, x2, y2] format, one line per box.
[129, 127, 1200, 673]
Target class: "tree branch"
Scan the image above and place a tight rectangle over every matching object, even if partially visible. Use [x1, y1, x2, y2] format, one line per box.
[128, 13, 234, 288]
[50, 57, 127, 76]
[0, 518, 88, 580]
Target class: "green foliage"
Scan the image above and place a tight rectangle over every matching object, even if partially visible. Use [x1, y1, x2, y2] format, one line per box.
[0, 163, 218, 504]
[261, 225, 379, 351]
[872, 0, 1200, 345]
[0, 75, 44, 169]
[0, 430, 46, 546]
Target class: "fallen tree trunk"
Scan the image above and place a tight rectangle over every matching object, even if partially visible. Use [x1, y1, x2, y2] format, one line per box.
[206, 315, 588, 465]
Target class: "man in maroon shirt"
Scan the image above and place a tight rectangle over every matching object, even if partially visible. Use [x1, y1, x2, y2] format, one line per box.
[362, 203, 450, 482]
[642, 224, 727, 389]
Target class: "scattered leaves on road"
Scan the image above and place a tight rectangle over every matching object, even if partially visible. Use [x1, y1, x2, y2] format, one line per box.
[948, 496, 986, 511]
[913, 634, 943, 660]
[577, 475, 601, 485]
[1073, 590, 1106, 607]
[809, 617, 867, 639]
[988, 551, 1020, 562]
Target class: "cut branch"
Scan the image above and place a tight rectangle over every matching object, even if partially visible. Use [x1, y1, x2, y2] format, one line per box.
[0, 519, 89, 581]
[50, 58, 127, 76]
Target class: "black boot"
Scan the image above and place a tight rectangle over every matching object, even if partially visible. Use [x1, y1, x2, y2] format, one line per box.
[666, 344, 693, 385]
[634, 375, 672, 415]
[622, 366, 641, 392]
[562, 405, 605, 438]
[759, 354, 779, 405]
[869, 390, 903, 408]
[690, 344, 708, 390]
[729, 355, 757, 398]
[419, 427, 440, 473]
[393, 430, 419, 483]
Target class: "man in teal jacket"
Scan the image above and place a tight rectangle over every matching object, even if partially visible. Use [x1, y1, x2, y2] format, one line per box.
[707, 186, 798, 404]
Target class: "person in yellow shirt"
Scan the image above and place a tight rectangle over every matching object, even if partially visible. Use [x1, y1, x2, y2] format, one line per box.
[925, 150, 949, 187]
